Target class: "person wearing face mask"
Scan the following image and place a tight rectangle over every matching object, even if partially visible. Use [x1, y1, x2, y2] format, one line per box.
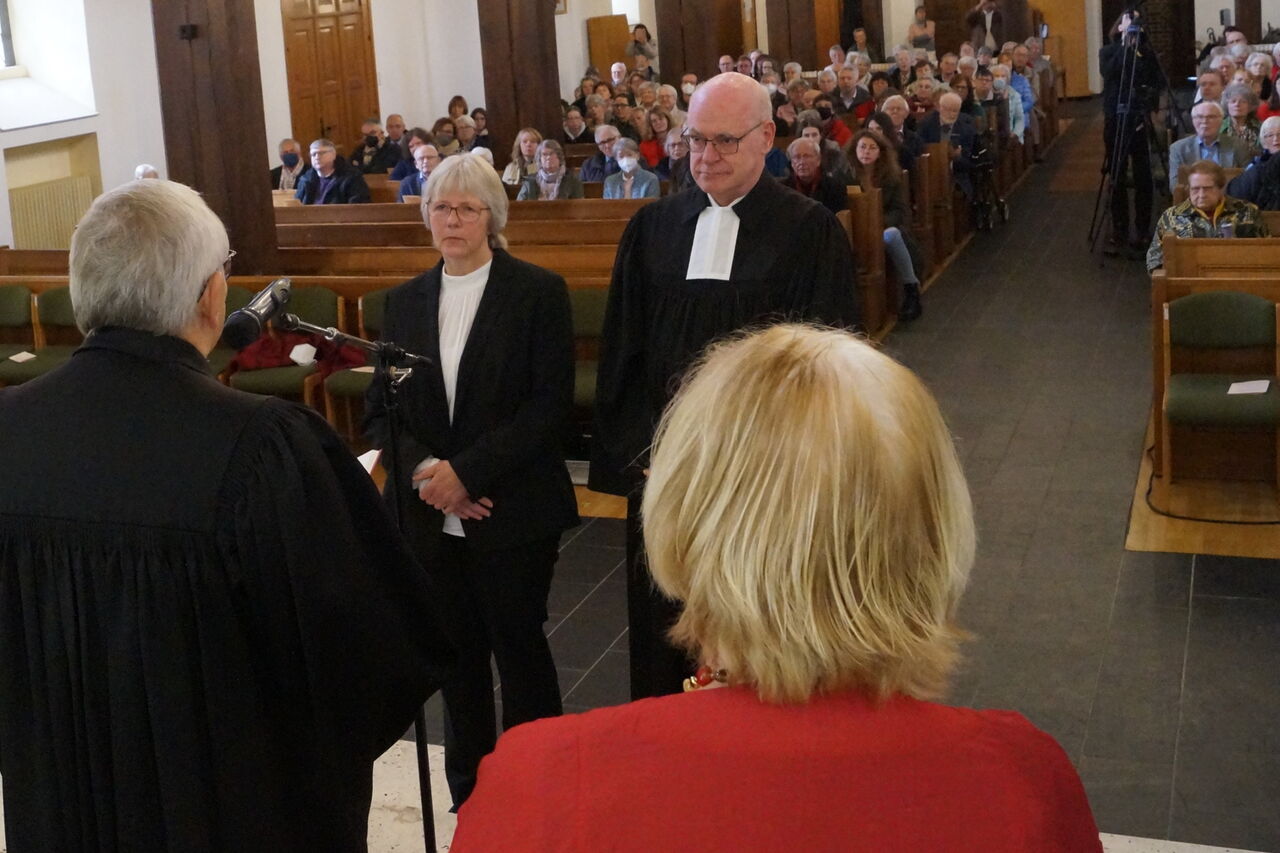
[989, 64, 1024, 142]
[971, 67, 1010, 144]
[270, 138, 310, 191]
[348, 120, 402, 174]
[433, 117, 462, 157]
[761, 72, 786, 113]
[679, 73, 699, 110]
[604, 138, 660, 198]
[812, 94, 853, 148]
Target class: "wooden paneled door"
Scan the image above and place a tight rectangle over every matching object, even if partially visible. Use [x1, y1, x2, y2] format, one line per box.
[280, 0, 379, 155]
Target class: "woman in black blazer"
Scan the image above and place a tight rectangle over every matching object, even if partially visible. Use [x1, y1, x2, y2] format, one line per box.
[364, 152, 580, 810]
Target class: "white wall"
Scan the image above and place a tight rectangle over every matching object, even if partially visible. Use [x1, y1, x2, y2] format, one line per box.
[1086, 0, 1103, 93]
[557, 0, 614, 100]
[882, 0, 916, 55]
[0, 0, 165, 247]
[256, 0, 292, 166]
[7, 0, 95, 111]
[1193, 0, 1280, 44]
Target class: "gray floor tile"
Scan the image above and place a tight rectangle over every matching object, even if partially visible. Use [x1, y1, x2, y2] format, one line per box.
[1079, 756, 1173, 839]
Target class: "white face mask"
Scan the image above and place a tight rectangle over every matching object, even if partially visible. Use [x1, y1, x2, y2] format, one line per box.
[618, 156, 640, 173]
[765, 83, 778, 95]
[682, 82, 696, 95]
[993, 78, 1007, 91]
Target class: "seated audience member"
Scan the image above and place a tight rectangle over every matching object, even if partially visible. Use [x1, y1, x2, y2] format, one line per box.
[0, 178, 453, 852]
[657, 84, 686, 125]
[580, 124, 623, 182]
[655, 127, 693, 191]
[990, 64, 1025, 142]
[1221, 83, 1262, 153]
[612, 95, 643, 142]
[385, 113, 409, 159]
[853, 27, 879, 62]
[501, 127, 542, 186]
[957, 55, 979, 82]
[471, 108, 489, 141]
[397, 143, 441, 201]
[776, 79, 810, 134]
[972, 67, 1010, 140]
[1168, 101, 1252, 191]
[572, 75, 598, 113]
[604, 138, 660, 199]
[795, 110, 856, 185]
[472, 147, 495, 168]
[634, 53, 659, 83]
[563, 106, 592, 144]
[762, 71, 786, 111]
[912, 59, 935, 82]
[447, 95, 469, 119]
[1226, 115, 1280, 202]
[784, 137, 846, 216]
[907, 78, 938, 120]
[869, 72, 893, 102]
[595, 80, 616, 101]
[918, 92, 978, 197]
[270, 138, 309, 190]
[866, 108, 923, 172]
[736, 54, 754, 76]
[451, 324, 1104, 852]
[960, 42, 976, 59]
[888, 46, 915, 90]
[851, 129, 924, 320]
[637, 81, 660, 110]
[640, 109, 675, 167]
[717, 54, 734, 74]
[782, 61, 803, 85]
[812, 93, 853, 148]
[834, 66, 873, 121]
[951, 75, 984, 121]
[454, 115, 485, 152]
[824, 43, 847, 76]
[882, 93, 920, 139]
[390, 128, 433, 181]
[584, 94, 610, 130]
[296, 139, 371, 204]
[628, 71, 649, 101]
[850, 53, 873, 83]
[937, 52, 960, 86]
[349, 120, 402, 174]
[816, 68, 839, 96]
[1147, 159, 1270, 270]
[432, 118, 461, 157]
[517, 139, 585, 200]
[1194, 72, 1227, 109]
[134, 164, 160, 180]
[610, 60, 628, 90]
[679, 72, 699, 109]
[976, 45, 994, 67]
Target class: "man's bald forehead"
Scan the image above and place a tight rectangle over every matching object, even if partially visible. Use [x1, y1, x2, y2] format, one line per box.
[689, 72, 772, 123]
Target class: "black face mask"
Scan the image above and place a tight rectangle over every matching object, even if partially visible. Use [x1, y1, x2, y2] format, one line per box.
[817, 107, 833, 120]
[364, 134, 378, 148]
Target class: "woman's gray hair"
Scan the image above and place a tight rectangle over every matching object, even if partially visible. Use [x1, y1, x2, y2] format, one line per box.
[70, 180, 227, 337]
[639, 81, 659, 96]
[535, 138, 565, 162]
[794, 109, 823, 133]
[422, 152, 509, 250]
[817, 68, 837, 87]
[664, 126, 686, 155]
[1224, 82, 1261, 110]
[612, 137, 640, 159]
[453, 114, 476, 129]
[658, 83, 677, 98]
[584, 93, 605, 110]
[1262, 115, 1280, 136]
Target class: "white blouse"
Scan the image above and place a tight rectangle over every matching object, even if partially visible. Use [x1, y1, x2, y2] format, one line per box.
[415, 258, 491, 537]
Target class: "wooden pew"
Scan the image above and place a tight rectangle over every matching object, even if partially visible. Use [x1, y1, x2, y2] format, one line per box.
[0, 249, 69, 275]
[842, 186, 889, 336]
[1161, 236, 1280, 277]
[924, 142, 955, 265]
[274, 198, 654, 225]
[909, 153, 935, 279]
[277, 245, 618, 280]
[277, 218, 630, 248]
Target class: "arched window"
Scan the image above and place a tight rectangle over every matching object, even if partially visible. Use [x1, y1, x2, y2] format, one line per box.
[0, 0, 14, 68]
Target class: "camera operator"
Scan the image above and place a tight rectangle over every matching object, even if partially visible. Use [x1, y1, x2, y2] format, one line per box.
[1100, 8, 1167, 254]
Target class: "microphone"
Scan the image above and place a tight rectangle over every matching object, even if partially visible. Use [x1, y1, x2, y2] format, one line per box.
[222, 278, 293, 349]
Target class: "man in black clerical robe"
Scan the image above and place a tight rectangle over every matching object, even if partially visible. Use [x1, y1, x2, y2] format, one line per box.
[0, 179, 453, 852]
[589, 73, 861, 700]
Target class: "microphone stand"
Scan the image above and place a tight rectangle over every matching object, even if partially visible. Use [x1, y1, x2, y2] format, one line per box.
[276, 312, 438, 852]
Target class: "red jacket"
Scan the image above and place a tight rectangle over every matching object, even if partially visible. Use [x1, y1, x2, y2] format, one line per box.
[453, 686, 1102, 852]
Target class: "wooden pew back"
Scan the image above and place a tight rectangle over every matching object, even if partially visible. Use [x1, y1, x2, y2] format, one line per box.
[1161, 237, 1280, 277]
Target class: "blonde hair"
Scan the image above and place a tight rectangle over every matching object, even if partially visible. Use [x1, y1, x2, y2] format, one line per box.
[642, 324, 975, 704]
[422, 152, 509, 250]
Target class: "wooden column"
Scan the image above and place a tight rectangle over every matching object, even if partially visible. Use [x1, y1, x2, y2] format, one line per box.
[1236, 0, 1261, 41]
[656, 0, 745, 82]
[151, 0, 276, 275]
[479, 0, 562, 169]
[766, 0, 819, 70]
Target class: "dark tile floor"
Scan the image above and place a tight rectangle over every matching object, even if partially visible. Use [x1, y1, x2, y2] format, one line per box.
[417, 103, 1280, 851]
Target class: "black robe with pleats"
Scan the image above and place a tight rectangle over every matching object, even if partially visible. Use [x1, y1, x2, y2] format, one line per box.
[0, 327, 453, 852]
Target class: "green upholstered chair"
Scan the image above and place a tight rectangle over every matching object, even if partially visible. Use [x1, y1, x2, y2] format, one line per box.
[0, 284, 34, 365]
[0, 287, 80, 387]
[228, 286, 342, 408]
[1161, 290, 1280, 484]
[207, 284, 256, 380]
[322, 288, 388, 439]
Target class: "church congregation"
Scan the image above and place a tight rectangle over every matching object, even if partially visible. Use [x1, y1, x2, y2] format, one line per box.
[2, 0, 1278, 851]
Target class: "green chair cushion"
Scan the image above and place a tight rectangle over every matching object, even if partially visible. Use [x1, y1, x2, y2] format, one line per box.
[36, 287, 76, 328]
[360, 290, 388, 337]
[570, 288, 608, 338]
[0, 285, 31, 328]
[574, 359, 597, 411]
[0, 346, 77, 385]
[324, 367, 375, 398]
[1168, 291, 1276, 348]
[229, 363, 317, 395]
[1165, 373, 1280, 426]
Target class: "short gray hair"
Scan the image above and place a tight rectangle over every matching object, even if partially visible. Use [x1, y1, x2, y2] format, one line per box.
[133, 164, 159, 180]
[1262, 115, 1280, 136]
[278, 138, 300, 152]
[787, 136, 821, 158]
[585, 94, 605, 110]
[422, 151, 509, 250]
[70, 180, 227, 336]
[1223, 82, 1261, 110]
[612, 137, 640, 159]
[818, 69, 837, 87]
[453, 114, 476, 129]
[658, 83, 678, 98]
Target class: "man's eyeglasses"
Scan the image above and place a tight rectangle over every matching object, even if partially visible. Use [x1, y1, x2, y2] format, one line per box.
[682, 121, 765, 155]
[598, 136, 621, 147]
[428, 202, 489, 223]
[223, 249, 236, 277]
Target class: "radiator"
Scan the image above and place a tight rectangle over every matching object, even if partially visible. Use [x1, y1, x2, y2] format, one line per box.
[9, 176, 93, 250]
